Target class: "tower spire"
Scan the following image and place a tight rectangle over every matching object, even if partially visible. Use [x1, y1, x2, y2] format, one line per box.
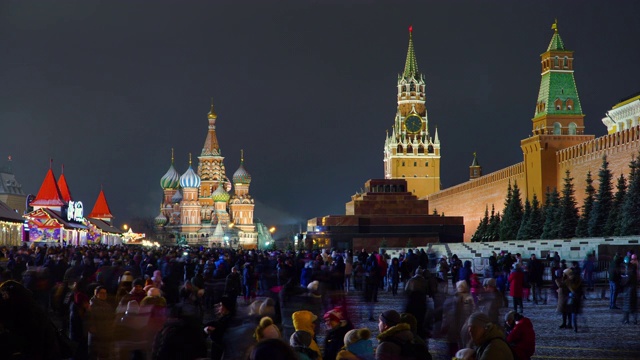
[171, 148, 174, 164]
[208, 97, 217, 119]
[240, 149, 244, 163]
[403, 25, 419, 78]
[189, 153, 192, 166]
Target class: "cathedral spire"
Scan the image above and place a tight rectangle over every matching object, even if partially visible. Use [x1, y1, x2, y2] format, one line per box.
[208, 97, 217, 119]
[202, 100, 220, 155]
[403, 25, 419, 79]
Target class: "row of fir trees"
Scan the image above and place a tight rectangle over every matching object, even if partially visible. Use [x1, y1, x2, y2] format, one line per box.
[472, 153, 640, 242]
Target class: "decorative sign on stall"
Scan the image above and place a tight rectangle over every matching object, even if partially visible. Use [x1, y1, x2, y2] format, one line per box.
[67, 201, 84, 223]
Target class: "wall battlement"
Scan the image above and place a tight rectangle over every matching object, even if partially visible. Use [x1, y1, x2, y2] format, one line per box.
[429, 162, 525, 201]
[558, 124, 640, 165]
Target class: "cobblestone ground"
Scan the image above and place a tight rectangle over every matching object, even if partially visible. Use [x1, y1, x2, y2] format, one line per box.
[322, 285, 640, 360]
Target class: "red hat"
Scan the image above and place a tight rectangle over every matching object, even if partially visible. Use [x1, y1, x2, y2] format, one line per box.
[323, 307, 344, 322]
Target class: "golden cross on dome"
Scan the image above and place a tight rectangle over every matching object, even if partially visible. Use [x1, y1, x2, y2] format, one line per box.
[551, 18, 558, 33]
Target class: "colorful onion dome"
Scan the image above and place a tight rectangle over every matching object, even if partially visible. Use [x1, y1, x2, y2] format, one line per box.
[161, 150, 181, 189]
[161, 164, 180, 189]
[171, 189, 183, 203]
[180, 166, 201, 188]
[232, 150, 252, 184]
[211, 183, 230, 203]
[179, 154, 201, 188]
[155, 211, 168, 226]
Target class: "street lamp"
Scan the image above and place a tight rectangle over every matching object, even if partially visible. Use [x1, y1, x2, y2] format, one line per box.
[269, 227, 276, 234]
[123, 224, 129, 231]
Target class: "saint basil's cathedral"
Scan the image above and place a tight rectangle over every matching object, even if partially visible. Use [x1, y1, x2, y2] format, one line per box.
[154, 102, 258, 248]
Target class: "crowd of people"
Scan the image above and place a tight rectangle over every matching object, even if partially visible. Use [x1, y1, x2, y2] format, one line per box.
[0, 243, 637, 360]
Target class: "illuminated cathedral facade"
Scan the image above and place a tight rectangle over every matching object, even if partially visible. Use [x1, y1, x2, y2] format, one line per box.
[154, 102, 257, 248]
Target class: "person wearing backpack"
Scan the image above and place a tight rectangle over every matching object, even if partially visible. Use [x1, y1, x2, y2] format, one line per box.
[375, 310, 431, 360]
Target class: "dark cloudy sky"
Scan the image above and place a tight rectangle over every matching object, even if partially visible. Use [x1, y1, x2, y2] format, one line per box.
[2, 1, 640, 233]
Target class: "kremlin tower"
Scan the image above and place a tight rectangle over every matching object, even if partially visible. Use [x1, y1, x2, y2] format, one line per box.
[383, 26, 441, 198]
[155, 101, 257, 248]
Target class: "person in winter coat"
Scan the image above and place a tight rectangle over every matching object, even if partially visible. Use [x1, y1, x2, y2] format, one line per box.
[555, 268, 572, 329]
[459, 261, 473, 287]
[292, 310, 323, 360]
[508, 265, 524, 313]
[404, 267, 430, 339]
[151, 305, 208, 360]
[566, 267, 584, 332]
[290, 331, 319, 360]
[388, 258, 400, 295]
[88, 286, 115, 359]
[442, 280, 475, 357]
[323, 307, 354, 360]
[621, 256, 638, 324]
[504, 311, 536, 360]
[0, 280, 64, 360]
[477, 278, 502, 329]
[254, 316, 281, 341]
[375, 310, 415, 360]
[337, 328, 374, 360]
[205, 296, 236, 360]
[467, 312, 513, 360]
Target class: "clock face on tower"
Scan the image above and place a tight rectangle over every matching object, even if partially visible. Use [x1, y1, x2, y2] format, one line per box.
[405, 115, 423, 133]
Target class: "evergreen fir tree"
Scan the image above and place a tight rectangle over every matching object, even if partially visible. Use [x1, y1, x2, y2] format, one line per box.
[558, 170, 579, 238]
[487, 205, 501, 242]
[576, 171, 595, 237]
[588, 156, 614, 237]
[471, 206, 490, 242]
[529, 194, 544, 239]
[620, 153, 640, 235]
[541, 188, 560, 239]
[500, 181, 524, 241]
[517, 198, 532, 240]
[607, 174, 626, 236]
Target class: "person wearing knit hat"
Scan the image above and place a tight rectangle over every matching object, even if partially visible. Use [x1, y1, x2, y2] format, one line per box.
[254, 316, 281, 341]
[323, 307, 353, 360]
[466, 311, 513, 360]
[375, 309, 414, 360]
[336, 328, 374, 360]
[292, 310, 322, 360]
[290, 330, 319, 360]
[442, 280, 475, 357]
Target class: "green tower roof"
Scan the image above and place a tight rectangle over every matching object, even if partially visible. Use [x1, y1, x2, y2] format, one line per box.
[403, 25, 420, 79]
[533, 21, 583, 119]
[547, 20, 565, 51]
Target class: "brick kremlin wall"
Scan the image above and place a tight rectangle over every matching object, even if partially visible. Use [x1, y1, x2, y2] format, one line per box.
[428, 125, 640, 242]
[558, 124, 640, 203]
[428, 162, 525, 242]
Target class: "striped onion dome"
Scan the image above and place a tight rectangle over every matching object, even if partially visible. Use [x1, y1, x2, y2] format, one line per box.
[180, 165, 201, 188]
[155, 211, 168, 226]
[232, 162, 251, 185]
[233, 150, 252, 184]
[171, 189, 183, 203]
[211, 183, 230, 203]
[160, 163, 180, 189]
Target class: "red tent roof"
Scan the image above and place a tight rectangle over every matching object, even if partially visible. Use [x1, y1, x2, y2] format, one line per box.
[31, 169, 65, 207]
[89, 189, 113, 219]
[57, 173, 73, 203]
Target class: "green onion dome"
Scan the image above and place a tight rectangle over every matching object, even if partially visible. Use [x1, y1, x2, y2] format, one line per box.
[211, 183, 230, 203]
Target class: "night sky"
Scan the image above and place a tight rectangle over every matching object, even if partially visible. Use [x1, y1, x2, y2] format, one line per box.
[2, 1, 640, 235]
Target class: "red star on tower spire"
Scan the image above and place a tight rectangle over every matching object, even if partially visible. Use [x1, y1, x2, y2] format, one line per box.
[409, 25, 413, 33]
